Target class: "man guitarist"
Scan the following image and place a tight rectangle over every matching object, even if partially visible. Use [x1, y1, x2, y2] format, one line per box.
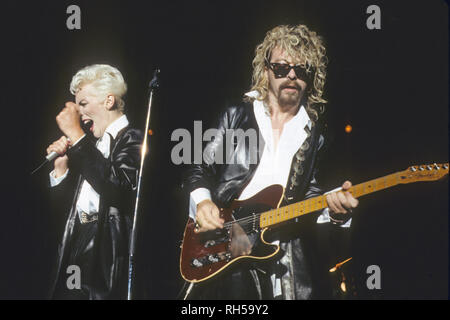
[183, 24, 359, 299]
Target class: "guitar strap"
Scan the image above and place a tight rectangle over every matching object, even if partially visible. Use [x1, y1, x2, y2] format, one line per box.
[283, 120, 321, 204]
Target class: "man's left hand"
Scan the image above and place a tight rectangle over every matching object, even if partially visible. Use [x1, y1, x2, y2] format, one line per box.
[56, 102, 84, 143]
[326, 180, 358, 224]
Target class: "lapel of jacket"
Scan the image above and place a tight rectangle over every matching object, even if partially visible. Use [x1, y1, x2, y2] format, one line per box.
[109, 126, 129, 160]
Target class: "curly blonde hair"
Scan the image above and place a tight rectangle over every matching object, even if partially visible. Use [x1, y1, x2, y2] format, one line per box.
[247, 24, 328, 121]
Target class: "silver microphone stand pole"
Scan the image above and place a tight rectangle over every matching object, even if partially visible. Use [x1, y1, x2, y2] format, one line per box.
[127, 69, 160, 300]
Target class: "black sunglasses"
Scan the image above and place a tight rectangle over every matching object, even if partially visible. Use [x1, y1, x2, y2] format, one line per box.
[266, 60, 313, 82]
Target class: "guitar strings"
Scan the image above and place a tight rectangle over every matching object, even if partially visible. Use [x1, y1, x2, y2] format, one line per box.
[223, 213, 262, 231]
[222, 207, 284, 233]
[222, 209, 278, 231]
[221, 199, 323, 233]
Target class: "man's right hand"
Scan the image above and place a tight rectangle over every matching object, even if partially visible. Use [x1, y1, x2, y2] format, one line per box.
[195, 199, 224, 233]
[46, 136, 71, 178]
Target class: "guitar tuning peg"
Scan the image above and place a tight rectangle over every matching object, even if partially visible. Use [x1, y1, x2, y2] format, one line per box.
[444, 164, 449, 169]
[427, 165, 433, 170]
[433, 163, 440, 170]
[419, 166, 425, 171]
[410, 166, 417, 172]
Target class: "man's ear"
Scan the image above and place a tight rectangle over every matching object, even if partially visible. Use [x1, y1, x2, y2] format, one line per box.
[104, 94, 116, 110]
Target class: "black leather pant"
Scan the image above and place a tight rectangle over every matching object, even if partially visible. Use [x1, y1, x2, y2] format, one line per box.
[53, 218, 98, 300]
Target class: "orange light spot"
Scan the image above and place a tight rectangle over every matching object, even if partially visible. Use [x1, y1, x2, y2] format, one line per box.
[345, 125, 352, 133]
[148, 129, 153, 136]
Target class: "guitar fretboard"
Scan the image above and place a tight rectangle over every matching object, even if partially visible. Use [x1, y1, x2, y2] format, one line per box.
[259, 172, 401, 228]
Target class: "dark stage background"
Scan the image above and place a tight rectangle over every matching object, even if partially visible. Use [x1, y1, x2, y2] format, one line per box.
[0, 0, 448, 299]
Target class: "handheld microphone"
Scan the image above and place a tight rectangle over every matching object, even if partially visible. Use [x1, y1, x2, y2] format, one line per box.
[31, 154, 57, 175]
[30, 120, 90, 175]
[30, 143, 69, 175]
[46, 151, 60, 162]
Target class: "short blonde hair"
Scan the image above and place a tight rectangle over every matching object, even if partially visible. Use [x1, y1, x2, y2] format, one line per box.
[70, 64, 127, 112]
[248, 24, 328, 121]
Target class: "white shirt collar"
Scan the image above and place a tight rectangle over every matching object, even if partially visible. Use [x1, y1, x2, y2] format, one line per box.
[245, 90, 311, 130]
[104, 114, 129, 140]
[96, 114, 129, 158]
[245, 90, 259, 100]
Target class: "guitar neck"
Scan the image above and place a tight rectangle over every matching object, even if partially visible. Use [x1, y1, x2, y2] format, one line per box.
[259, 172, 401, 228]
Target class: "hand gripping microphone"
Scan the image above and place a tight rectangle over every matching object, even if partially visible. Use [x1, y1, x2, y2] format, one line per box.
[30, 120, 90, 175]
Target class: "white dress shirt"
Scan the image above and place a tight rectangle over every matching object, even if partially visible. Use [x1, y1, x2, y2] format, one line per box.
[50, 115, 129, 222]
[238, 92, 311, 200]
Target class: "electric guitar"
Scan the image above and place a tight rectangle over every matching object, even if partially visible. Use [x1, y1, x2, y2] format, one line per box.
[180, 163, 449, 283]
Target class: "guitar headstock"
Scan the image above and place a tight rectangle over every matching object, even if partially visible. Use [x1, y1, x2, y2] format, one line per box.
[399, 163, 449, 184]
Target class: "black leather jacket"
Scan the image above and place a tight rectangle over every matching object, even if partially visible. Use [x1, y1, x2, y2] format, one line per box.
[183, 102, 341, 299]
[48, 126, 143, 300]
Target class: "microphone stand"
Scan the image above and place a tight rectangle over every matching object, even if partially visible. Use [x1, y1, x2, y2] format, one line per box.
[127, 68, 160, 300]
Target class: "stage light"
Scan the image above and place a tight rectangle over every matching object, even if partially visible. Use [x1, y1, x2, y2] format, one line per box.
[345, 124, 352, 133]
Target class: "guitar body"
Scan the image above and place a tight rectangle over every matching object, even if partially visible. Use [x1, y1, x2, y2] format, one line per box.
[180, 185, 284, 283]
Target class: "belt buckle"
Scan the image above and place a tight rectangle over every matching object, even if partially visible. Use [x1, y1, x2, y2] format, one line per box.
[80, 211, 98, 224]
